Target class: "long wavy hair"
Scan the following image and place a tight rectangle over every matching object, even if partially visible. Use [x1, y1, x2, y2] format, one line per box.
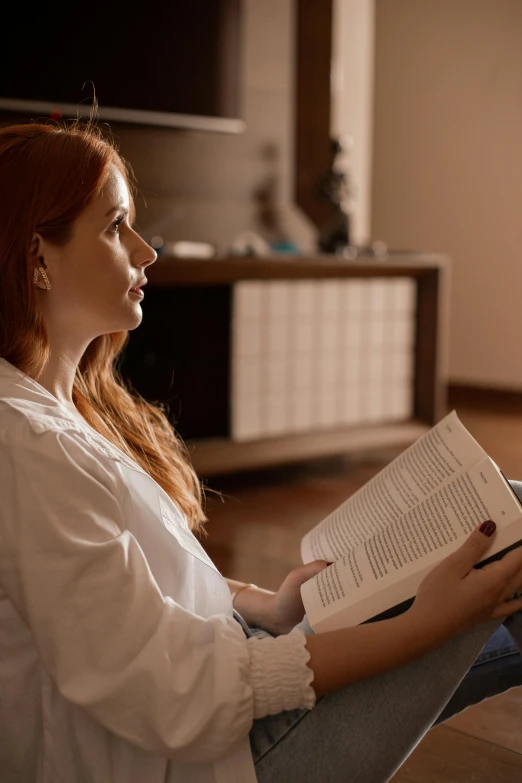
[0, 121, 205, 531]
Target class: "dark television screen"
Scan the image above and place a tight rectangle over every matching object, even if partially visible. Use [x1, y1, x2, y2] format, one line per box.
[0, 0, 244, 133]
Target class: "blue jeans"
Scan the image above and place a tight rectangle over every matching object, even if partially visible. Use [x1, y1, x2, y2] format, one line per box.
[245, 613, 522, 783]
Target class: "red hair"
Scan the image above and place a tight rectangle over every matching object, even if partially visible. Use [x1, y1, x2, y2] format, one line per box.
[0, 122, 205, 530]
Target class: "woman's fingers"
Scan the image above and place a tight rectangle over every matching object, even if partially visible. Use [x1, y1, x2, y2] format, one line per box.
[499, 583, 521, 603]
[492, 595, 522, 619]
[480, 548, 522, 598]
[491, 544, 522, 580]
[480, 551, 522, 606]
[498, 568, 522, 603]
[445, 524, 497, 577]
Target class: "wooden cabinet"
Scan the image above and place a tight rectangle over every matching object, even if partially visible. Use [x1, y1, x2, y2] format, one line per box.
[119, 253, 449, 476]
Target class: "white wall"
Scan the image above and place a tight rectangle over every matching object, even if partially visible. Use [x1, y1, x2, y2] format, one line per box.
[331, 0, 375, 245]
[372, 0, 522, 389]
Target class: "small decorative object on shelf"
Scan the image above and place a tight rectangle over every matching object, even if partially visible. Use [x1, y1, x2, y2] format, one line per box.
[253, 141, 300, 254]
[228, 230, 272, 257]
[164, 241, 216, 259]
[317, 134, 357, 255]
[336, 240, 389, 260]
[150, 235, 165, 255]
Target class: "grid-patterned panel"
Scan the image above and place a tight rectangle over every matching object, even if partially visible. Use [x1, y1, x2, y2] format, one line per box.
[231, 278, 416, 442]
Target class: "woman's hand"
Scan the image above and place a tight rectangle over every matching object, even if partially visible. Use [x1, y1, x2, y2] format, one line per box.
[265, 560, 330, 635]
[305, 522, 522, 698]
[410, 521, 522, 642]
[229, 561, 329, 635]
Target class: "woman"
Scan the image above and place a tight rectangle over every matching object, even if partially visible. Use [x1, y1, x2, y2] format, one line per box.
[1, 121, 522, 783]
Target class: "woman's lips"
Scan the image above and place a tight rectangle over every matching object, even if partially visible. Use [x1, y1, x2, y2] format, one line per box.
[130, 279, 147, 296]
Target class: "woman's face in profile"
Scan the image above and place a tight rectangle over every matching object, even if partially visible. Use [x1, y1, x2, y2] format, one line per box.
[35, 165, 156, 341]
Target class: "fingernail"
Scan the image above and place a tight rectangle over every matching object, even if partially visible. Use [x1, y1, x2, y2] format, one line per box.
[479, 520, 496, 537]
[326, 562, 334, 566]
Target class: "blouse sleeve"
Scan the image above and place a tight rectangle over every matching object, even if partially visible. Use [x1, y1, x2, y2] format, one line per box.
[0, 420, 315, 763]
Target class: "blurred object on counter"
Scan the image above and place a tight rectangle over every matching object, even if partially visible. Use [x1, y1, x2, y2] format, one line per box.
[335, 240, 389, 260]
[253, 141, 300, 254]
[150, 235, 165, 255]
[228, 231, 271, 257]
[317, 135, 356, 254]
[164, 241, 217, 259]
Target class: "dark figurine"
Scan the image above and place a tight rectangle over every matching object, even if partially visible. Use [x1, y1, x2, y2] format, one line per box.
[317, 135, 356, 254]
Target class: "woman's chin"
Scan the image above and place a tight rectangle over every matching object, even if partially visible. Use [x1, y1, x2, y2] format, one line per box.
[126, 309, 143, 330]
[110, 304, 143, 333]
[98, 299, 144, 334]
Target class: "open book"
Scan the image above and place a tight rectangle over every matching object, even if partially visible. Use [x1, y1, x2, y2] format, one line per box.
[300, 411, 522, 633]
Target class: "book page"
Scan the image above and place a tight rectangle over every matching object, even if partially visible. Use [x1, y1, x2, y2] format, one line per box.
[301, 457, 522, 631]
[301, 410, 488, 564]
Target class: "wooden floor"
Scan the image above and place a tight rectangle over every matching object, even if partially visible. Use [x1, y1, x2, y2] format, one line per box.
[202, 406, 522, 782]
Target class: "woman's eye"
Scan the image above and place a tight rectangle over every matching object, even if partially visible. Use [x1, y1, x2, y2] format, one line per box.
[110, 215, 125, 234]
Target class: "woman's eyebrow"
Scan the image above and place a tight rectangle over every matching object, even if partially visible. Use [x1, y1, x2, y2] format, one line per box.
[104, 204, 128, 218]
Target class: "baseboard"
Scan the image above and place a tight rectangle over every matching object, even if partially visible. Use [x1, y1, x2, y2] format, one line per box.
[448, 383, 522, 413]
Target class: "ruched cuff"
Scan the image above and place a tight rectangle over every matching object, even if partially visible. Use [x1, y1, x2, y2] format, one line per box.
[246, 628, 316, 718]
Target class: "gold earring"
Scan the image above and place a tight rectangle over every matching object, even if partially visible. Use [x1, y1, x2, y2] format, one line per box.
[33, 265, 51, 291]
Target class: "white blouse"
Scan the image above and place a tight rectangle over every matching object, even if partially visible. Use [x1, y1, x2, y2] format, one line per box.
[0, 357, 315, 783]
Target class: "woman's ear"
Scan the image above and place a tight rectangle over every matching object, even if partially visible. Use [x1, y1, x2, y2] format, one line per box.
[29, 233, 43, 262]
[30, 233, 51, 290]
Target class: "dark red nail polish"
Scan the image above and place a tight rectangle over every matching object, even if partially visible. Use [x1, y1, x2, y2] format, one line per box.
[479, 520, 496, 537]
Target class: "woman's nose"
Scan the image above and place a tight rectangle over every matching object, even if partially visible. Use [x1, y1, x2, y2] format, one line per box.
[136, 233, 157, 267]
